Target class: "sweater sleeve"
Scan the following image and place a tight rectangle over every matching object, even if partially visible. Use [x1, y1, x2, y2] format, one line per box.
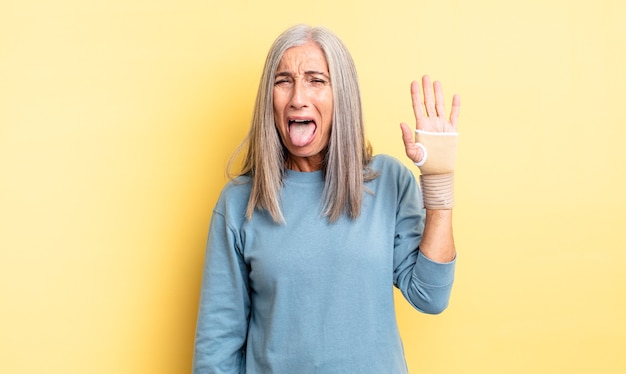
[193, 209, 250, 373]
[392, 165, 455, 315]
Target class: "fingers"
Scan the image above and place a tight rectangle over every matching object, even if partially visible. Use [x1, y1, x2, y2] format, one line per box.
[410, 75, 460, 132]
[422, 75, 437, 118]
[414, 75, 449, 118]
[450, 94, 461, 128]
[410, 80, 425, 122]
[434, 80, 446, 118]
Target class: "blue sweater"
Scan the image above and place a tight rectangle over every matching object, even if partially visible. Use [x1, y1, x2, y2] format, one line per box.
[193, 155, 455, 373]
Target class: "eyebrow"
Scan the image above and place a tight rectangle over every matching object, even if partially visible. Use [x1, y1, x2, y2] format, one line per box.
[274, 70, 330, 78]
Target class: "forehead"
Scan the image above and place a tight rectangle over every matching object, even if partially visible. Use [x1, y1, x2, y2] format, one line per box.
[276, 42, 329, 73]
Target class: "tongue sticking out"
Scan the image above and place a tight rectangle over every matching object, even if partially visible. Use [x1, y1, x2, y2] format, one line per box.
[288, 121, 316, 147]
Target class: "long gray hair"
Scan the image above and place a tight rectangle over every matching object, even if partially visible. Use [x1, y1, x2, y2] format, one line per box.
[230, 24, 376, 223]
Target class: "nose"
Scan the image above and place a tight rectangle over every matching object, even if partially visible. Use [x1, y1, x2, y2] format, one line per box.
[289, 80, 308, 109]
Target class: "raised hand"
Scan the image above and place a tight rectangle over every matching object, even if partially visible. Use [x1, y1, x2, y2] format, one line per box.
[400, 75, 460, 164]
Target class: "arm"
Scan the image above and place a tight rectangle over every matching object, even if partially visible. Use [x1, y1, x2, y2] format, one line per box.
[392, 75, 459, 314]
[420, 209, 455, 263]
[392, 165, 455, 315]
[193, 210, 250, 373]
[400, 75, 460, 263]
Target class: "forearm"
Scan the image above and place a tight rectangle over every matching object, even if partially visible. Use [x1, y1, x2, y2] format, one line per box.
[194, 211, 250, 373]
[419, 209, 456, 263]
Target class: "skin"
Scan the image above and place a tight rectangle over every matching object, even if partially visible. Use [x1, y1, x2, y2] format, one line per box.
[273, 42, 333, 172]
[400, 75, 461, 263]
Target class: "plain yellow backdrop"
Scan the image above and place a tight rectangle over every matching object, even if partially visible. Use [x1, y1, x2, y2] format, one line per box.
[1, 0, 625, 373]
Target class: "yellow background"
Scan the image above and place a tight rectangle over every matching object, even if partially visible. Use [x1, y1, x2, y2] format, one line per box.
[2, 0, 625, 373]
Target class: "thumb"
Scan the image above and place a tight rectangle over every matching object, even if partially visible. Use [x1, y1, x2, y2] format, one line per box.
[400, 123, 415, 148]
[400, 122, 425, 164]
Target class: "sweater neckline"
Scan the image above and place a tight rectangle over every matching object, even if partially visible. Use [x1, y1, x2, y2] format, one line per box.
[284, 169, 324, 184]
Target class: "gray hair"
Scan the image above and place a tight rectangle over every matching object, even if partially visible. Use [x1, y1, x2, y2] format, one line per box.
[230, 24, 376, 223]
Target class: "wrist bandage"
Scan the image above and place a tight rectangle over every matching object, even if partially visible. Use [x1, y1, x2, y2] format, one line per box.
[414, 130, 459, 175]
[414, 130, 459, 210]
[420, 174, 455, 210]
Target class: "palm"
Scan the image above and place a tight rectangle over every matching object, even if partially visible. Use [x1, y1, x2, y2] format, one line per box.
[400, 75, 460, 164]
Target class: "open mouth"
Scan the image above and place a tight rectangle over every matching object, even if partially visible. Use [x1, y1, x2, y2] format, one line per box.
[289, 119, 315, 126]
[288, 118, 317, 146]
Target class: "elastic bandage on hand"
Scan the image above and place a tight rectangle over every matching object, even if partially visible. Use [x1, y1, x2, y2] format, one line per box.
[414, 130, 459, 210]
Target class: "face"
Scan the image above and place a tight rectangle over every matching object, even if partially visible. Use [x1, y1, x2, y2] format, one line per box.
[273, 42, 333, 171]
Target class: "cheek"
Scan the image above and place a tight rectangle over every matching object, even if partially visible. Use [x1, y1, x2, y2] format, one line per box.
[273, 90, 292, 114]
[272, 95, 283, 120]
[312, 87, 331, 110]
[321, 93, 334, 119]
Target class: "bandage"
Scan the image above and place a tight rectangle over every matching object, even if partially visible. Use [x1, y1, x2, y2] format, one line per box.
[414, 130, 458, 175]
[420, 174, 455, 210]
[414, 130, 459, 210]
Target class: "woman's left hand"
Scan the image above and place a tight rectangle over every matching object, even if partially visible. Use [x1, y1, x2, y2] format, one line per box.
[400, 75, 460, 164]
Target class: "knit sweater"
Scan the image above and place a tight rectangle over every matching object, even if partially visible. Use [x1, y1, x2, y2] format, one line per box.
[193, 154, 455, 373]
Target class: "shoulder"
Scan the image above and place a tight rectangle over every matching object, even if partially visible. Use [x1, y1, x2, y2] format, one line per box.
[366, 154, 419, 196]
[213, 175, 252, 218]
[367, 155, 423, 212]
[369, 154, 415, 180]
[370, 154, 405, 169]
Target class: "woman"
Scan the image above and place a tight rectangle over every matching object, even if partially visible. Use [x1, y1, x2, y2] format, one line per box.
[193, 24, 460, 373]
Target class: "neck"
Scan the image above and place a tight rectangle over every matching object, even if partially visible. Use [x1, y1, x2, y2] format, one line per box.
[285, 154, 324, 172]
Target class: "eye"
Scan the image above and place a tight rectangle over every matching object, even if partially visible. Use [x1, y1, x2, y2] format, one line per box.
[274, 78, 292, 86]
[309, 77, 328, 85]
